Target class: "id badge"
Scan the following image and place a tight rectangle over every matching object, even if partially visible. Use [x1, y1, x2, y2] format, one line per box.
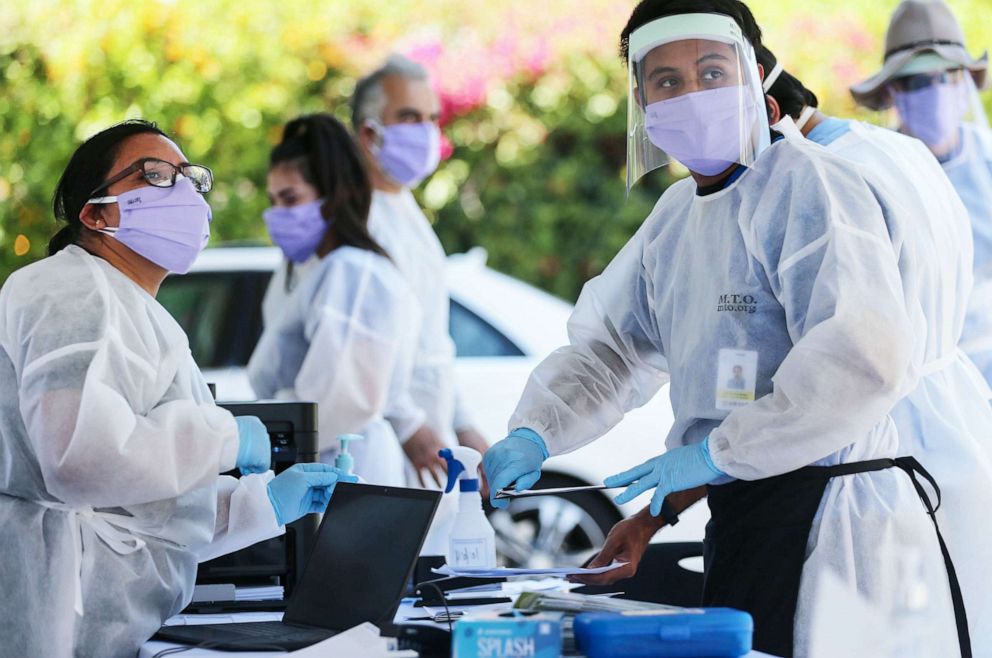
[715, 348, 757, 410]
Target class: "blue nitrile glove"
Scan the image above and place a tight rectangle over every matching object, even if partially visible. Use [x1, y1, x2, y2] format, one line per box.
[605, 436, 725, 517]
[235, 416, 271, 475]
[267, 463, 359, 526]
[483, 428, 549, 509]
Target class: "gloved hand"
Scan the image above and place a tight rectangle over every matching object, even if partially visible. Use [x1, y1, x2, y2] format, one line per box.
[606, 437, 724, 517]
[235, 416, 271, 475]
[267, 463, 358, 526]
[483, 428, 549, 509]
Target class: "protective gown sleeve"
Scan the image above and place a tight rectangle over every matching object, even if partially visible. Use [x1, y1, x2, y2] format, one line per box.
[382, 304, 426, 443]
[708, 165, 918, 480]
[508, 225, 671, 456]
[293, 252, 424, 441]
[7, 273, 240, 509]
[452, 388, 474, 433]
[196, 472, 284, 563]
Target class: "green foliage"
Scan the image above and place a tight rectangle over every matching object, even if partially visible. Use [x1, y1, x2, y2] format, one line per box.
[426, 56, 674, 299]
[2, 0, 992, 301]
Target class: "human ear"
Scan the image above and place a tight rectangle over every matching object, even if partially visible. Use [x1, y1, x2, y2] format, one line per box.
[766, 94, 782, 125]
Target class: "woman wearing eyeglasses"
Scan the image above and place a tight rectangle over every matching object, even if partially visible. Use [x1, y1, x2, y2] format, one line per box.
[0, 119, 353, 657]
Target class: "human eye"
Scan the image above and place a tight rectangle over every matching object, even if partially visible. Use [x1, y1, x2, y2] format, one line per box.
[142, 161, 172, 185]
[701, 67, 726, 82]
[656, 75, 680, 90]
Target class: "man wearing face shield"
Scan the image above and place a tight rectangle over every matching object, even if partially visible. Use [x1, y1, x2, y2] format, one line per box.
[483, 1, 970, 656]
[578, 43, 992, 653]
[852, 0, 992, 388]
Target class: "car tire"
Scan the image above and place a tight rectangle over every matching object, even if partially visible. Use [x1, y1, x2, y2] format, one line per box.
[485, 472, 623, 568]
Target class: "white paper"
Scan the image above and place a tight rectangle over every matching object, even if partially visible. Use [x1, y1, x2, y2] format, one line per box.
[235, 585, 284, 601]
[161, 611, 284, 626]
[290, 622, 416, 658]
[432, 561, 627, 578]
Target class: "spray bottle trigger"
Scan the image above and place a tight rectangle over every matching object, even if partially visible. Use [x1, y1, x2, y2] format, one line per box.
[439, 448, 465, 494]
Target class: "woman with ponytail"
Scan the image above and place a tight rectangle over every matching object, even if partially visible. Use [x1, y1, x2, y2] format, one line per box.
[247, 113, 422, 486]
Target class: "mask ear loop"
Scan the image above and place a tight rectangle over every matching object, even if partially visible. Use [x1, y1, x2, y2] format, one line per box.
[363, 119, 386, 155]
[83, 197, 120, 236]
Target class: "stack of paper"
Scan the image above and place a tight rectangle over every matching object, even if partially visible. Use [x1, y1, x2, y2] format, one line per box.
[514, 590, 677, 614]
[432, 562, 627, 579]
[234, 585, 284, 602]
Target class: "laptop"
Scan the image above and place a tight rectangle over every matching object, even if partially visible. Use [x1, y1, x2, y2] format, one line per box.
[155, 482, 442, 650]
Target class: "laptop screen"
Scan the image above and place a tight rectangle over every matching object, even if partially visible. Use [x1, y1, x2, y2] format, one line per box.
[284, 482, 441, 631]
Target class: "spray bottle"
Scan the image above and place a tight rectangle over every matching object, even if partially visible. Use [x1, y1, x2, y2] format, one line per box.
[440, 447, 497, 568]
[335, 434, 364, 476]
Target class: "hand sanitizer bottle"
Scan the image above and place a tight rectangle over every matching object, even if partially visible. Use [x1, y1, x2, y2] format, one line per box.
[440, 447, 497, 568]
[335, 434, 363, 476]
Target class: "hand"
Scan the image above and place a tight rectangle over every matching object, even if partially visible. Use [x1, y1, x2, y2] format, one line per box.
[569, 509, 662, 586]
[456, 426, 489, 455]
[457, 426, 490, 498]
[606, 438, 723, 517]
[403, 425, 448, 488]
[267, 463, 358, 526]
[482, 428, 548, 509]
[235, 416, 271, 475]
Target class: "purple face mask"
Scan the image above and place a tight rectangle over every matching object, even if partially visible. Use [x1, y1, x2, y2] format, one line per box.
[90, 177, 211, 274]
[263, 199, 328, 263]
[644, 85, 757, 176]
[373, 121, 441, 188]
[894, 83, 966, 148]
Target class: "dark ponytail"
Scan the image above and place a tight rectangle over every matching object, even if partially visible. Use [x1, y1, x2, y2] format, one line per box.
[756, 46, 820, 121]
[49, 119, 168, 255]
[269, 113, 389, 260]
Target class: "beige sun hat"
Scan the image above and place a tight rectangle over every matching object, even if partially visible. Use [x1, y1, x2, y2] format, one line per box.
[850, 0, 988, 110]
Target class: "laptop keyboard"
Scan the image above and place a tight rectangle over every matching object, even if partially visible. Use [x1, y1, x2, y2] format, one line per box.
[220, 622, 333, 640]
[220, 621, 296, 637]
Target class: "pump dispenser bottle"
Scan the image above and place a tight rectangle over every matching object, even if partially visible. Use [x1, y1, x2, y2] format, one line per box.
[440, 447, 497, 568]
[335, 434, 363, 476]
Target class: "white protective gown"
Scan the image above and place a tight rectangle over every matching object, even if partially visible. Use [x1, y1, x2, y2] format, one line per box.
[943, 123, 992, 384]
[248, 246, 422, 486]
[508, 138, 959, 656]
[0, 245, 282, 658]
[367, 189, 460, 446]
[807, 118, 992, 650]
[367, 189, 464, 554]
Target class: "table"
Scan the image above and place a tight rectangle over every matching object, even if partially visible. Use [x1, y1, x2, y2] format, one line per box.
[139, 599, 777, 657]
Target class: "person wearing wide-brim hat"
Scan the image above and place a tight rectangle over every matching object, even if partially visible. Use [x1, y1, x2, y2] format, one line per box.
[853, 0, 992, 391]
[850, 0, 987, 111]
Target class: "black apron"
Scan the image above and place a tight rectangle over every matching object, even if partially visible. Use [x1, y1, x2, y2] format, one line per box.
[701, 457, 971, 658]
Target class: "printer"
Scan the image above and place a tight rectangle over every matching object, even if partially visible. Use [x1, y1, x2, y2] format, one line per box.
[188, 400, 320, 611]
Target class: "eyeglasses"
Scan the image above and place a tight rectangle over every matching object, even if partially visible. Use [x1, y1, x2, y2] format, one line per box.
[89, 157, 213, 198]
[891, 68, 965, 93]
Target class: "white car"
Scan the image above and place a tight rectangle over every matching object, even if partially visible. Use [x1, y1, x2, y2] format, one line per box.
[158, 246, 709, 567]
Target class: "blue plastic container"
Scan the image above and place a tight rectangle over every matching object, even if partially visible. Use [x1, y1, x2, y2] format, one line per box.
[573, 608, 753, 658]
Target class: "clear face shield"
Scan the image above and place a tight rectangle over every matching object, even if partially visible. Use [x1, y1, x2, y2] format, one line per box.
[886, 61, 990, 157]
[626, 13, 771, 190]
